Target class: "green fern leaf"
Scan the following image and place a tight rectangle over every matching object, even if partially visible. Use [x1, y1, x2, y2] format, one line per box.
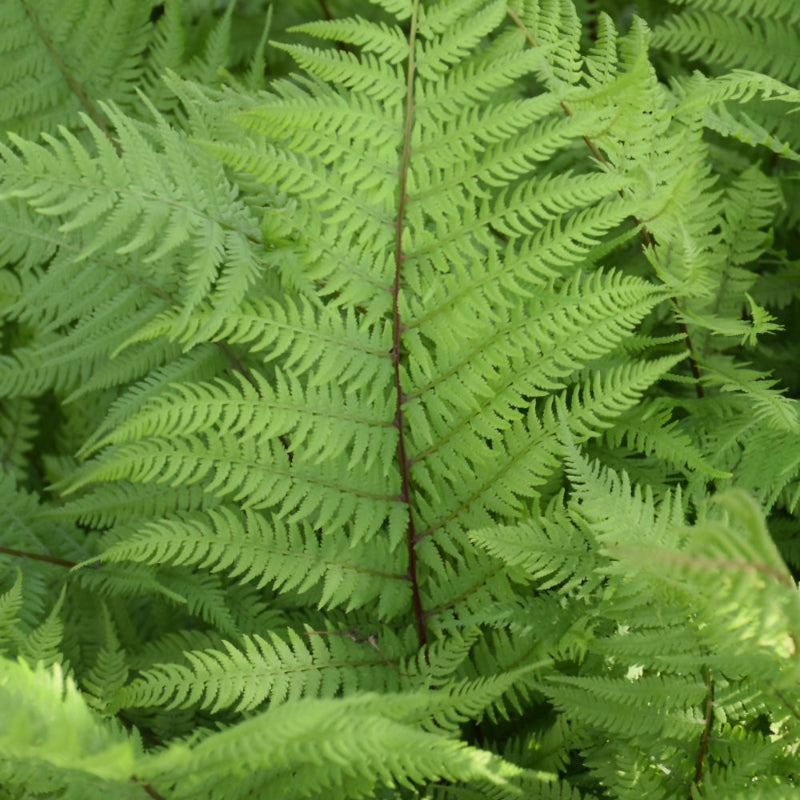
[0, 571, 24, 654]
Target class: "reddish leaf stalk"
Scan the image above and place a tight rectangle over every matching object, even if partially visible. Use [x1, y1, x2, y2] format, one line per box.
[0, 545, 76, 568]
[393, 1, 426, 648]
[131, 776, 168, 800]
[693, 664, 714, 789]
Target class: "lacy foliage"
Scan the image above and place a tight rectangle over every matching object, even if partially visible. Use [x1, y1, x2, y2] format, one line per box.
[2, 0, 800, 798]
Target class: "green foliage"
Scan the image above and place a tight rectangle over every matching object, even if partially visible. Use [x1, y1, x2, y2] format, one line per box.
[2, 0, 800, 797]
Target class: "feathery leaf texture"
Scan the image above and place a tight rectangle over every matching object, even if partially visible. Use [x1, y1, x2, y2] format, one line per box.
[1, 0, 800, 797]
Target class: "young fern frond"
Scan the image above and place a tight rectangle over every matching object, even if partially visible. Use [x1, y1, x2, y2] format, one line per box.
[0, 571, 24, 654]
[17, 586, 66, 668]
[81, 604, 130, 711]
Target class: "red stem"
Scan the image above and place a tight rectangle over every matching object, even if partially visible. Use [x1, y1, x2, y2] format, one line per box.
[131, 777, 168, 800]
[393, 3, 426, 648]
[693, 664, 714, 789]
[0, 545, 76, 568]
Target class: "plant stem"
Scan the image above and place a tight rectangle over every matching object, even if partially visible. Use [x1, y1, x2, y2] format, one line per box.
[0, 545, 76, 568]
[394, 0, 426, 648]
[693, 663, 714, 789]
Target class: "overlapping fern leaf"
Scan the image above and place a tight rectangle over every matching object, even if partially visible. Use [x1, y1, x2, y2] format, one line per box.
[653, 0, 800, 85]
[472, 435, 800, 796]
[652, 0, 800, 236]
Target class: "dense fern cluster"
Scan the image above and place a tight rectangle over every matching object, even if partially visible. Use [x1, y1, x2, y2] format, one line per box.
[2, 0, 800, 797]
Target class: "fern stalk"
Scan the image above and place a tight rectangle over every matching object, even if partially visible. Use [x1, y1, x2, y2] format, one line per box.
[0, 545, 76, 569]
[394, 0, 427, 648]
[693, 662, 714, 789]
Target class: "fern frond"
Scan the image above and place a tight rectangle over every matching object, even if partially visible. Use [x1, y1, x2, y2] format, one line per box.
[558, 426, 686, 552]
[115, 296, 390, 392]
[67, 426, 407, 546]
[701, 355, 800, 433]
[469, 494, 598, 593]
[74, 347, 229, 447]
[47, 480, 212, 529]
[183, 0, 236, 87]
[673, 70, 800, 114]
[138, 691, 535, 800]
[659, 0, 800, 25]
[601, 401, 731, 480]
[81, 604, 129, 711]
[557, 353, 686, 441]
[3, 1, 800, 796]
[274, 43, 407, 103]
[543, 672, 704, 740]
[0, 658, 138, 795]
[0, 99, 263, 344]
[414, 0, 508, 81]
[637, 490, 799, 633]
[84, 369, 396, 473]
[92, 507, 410, 619]
[417, 0, 489, 36]
[0, 396, 38, 479]
[289, 17, 410, 63]
[0, 289, 174, 398]
[508, 0, 584, 91]
[116, 626, 407, 713]
[0, 0, 152, 139]
[17, 586, 65, 668]
[158, 567, 239, 636]
[0, 474, 90, 621]
[73, 560, 191, 607]
[654, 9, 800, 84]
[0, 571, 24, 654]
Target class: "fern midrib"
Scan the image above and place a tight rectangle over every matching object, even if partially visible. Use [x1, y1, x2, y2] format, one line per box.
[392, 0, 426, 648]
